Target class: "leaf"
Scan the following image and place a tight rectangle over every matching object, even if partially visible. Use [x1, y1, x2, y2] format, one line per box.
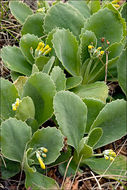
[117, 48, 127, 96]
[25, 171, 58, 190]
[9, 1, 33, 24]
[1, 118, 32, 162]
[42, 56, 55, 74]
[79, 144, 93, 160]
[16, 96, 35, 121]
[89, 0, 100, 14]
[32, 64, 39, 74]
[72, 82, 108, 103]
[87, 128, 103, 147]
[80, 30, 97, 64]
[23, 72, 56, 125]
[53, 29, 80, 76]
[35, 56, 50, 71]
[14, 76, 28, 97]
[26, 118, 39, 134]
[0, 78, 18, 120]
[1, 46, 32, 76]
[91, 99, 127, 149]
[53, 91, 87, 151]
[85, 155, 127, 180]
[44, 2, 85, 37]
[20, 34, 39, 65]
[83, 98, 105, 133]
[21, 13, 44, 37]
[50, 66, 66, 91]
[82, 7, 126, 46]
[120, 2, 127, 22]
[68, 0, 91, 18]
[66, 76, 82, 90]
[46, 29, 57, 56]
[28, 127, 64, 164]
[1, 158, 20, 179]
[11, 71, 24, 82]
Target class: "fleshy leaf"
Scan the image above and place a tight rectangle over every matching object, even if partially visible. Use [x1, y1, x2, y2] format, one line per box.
[35, 56, 50, 71]
[21, 13, 44, 37]
[66, 76, 82, 90]
[32, 64, 39, 74]
[89, 0, 100, 14]
[1, 118, 32, 162]
[0, 78, 18, 120]
[53, 29, 80, 76]
[28, 127, 64, 164]
[117, 48, 127, 96]
[83, 98, 105, 133]
[1, 46, 32, 76]
[23, 72, 56, 125]
[53, 91, 87, 151]
[20, 34, 39, 65]
[16, 96, 35, 121]
[44, 2, 85, 37]
[91, 99, 126, 149]
[14, 76, 28, 97]
[85, 155, 127, 180]
[87, 128, 103, 147]
[42, 56, 55, 74]
[50, 66, 66, 91]
[9, 1, 33, 24]
[72, 82, 108, 103]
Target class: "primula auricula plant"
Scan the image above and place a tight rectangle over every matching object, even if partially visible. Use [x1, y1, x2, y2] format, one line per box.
[0, 0, 127, 189]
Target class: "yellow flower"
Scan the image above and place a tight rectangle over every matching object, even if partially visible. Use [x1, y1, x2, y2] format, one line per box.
[43, 148, 48, 153]
[36, 42, 45, 51]
[100, 51, 104, 55]
[44, 48, 52, 55]
[12, 104, 17, 111]
[104, 155, 109, 160]
[113, 4, 120, 8]
[97, 47, 102, 50]
[112, 0, 120, 4]
[15, 98, 20, 107]
[36, 152, 46, 170]
[88, 45, 94, 49]
[110, 157, 114, 161]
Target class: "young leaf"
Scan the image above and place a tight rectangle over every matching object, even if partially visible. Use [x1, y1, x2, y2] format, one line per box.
[53, 29, 80, 76]
[1, 118, 32, 162]
[16, 96, 35, 121]
[50, 66, 66, 91]
[1, 46, 32, 76]
[53, 91, 87, 151]
[42, 56, 55, 74]
[72, 82, 108, 103]
[21, 13, 44, 37]
[91, 99, 126, 149]
[23, 72, 56, 125]
[28, 127, 64, 164]
[20, 34, 39, 65]
[89, 0, 100, 14]
[9, 1, 33, 24]
[44, 2, 85, 37]
[117, 48, 127, 96]
[0, 78, 18, 120]
[35, 56, 50, 71]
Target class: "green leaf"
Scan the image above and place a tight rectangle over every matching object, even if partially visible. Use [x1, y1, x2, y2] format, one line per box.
[46, 29, 57, 56]
[35, 56, 50, 71]
[44, 2, 85, 37]
[1, 118, 32, 162]
[14, 76, 28, 97]
[120, 3, 127, 22]
[0, 78, 18, 120]
[82, 7, 126, 46]
[42, 56, 55, 74]
[9, 1, 33, 24]
[21, 13, 44, 37]
[16, 96, 35, 121]
[11, 71, 24, 82]
[80, 30, 97, 64]
[91, 99, 126, 149]
[1, 46, 32, 76]
[1, 158, 20, 179]
[28, 127, 64, 164]
[68, 0, 91, 18]
[53, 91, 87, 151]
[66, 76, 82, 90]
[23, 72, 56, 125]
[25, 171, 58, 190]
[117, 48, 127, 96]
[32, 64, 39, 74]
[89, 0, 100, 14]
[79, 144, 93, 160]
[83, 98, 105, 133]
[72, 82, 108, 103]
[85, 155, 127, 180]
[20, 34, 39, 65]
[50, 66, 66, 91]
[87, 128, 103, 147]
[53, 29, 80, 76]
[26, 118, 39, 134]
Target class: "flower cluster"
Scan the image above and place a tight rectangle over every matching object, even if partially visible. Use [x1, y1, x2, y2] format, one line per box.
[36, 147, 48, 170]
[88, 45, 105, 58]
[35, 42, 52, 57]
[12, 98, 21, 111]
[112, 0, 120, 8]
[103, 149, 116, 161]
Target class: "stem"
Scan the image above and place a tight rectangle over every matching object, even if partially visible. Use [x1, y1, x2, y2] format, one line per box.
[92, 153, 103, 157]
[105, 51, 109, 83]
[82, 58, 93, 84]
